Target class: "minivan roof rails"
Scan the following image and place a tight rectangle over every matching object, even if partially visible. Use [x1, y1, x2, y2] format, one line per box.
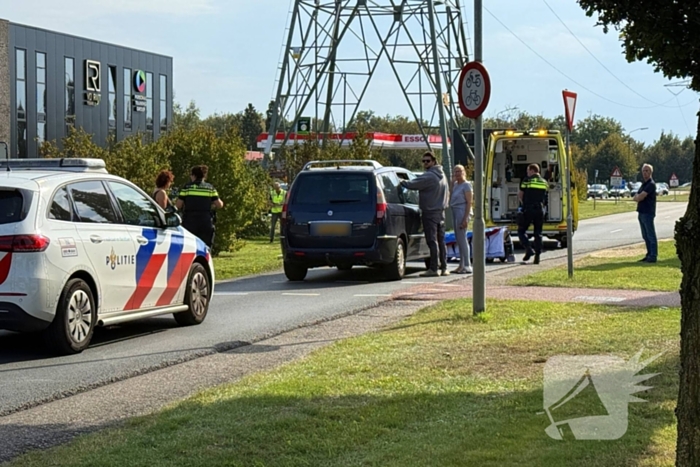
[302, 160, 383, 170]
[0, 158, 108, 173]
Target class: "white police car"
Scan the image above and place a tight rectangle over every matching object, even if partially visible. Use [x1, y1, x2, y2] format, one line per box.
[0, 158, 214, 354]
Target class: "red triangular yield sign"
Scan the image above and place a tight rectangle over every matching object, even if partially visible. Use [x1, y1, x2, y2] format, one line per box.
[611, 167, 621, 177]
[562, 90, 577, 132]
[671, 173, 678, 180]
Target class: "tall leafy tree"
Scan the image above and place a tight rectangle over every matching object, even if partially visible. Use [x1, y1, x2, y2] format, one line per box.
[570, 114, 624, 147]
[577, 1, 700, 464]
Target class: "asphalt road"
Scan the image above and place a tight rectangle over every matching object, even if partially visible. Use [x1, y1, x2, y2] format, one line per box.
[0, 202, 688, 416]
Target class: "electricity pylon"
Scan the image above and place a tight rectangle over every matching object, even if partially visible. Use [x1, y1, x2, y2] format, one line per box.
[263, 0, 472, 172]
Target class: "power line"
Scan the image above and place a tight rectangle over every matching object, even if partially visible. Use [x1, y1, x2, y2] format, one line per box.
[484, 6, 696, 110]
[542, 0, 681, 109]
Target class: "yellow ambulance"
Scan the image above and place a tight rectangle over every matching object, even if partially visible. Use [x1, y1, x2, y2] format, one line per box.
[484, 129, 578, 247]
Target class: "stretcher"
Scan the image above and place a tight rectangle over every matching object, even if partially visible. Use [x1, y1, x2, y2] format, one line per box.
[445, 226, 515, 263]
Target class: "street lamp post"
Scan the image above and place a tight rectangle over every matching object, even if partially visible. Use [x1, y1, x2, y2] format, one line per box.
[628, 127, 649, 180]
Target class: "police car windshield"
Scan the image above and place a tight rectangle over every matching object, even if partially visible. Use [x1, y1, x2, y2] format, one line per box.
[292, 173, 372, 205]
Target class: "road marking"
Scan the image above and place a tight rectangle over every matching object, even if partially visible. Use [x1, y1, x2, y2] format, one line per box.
[574, 295, 626, 302]
[610, 229, 623, 234]
[354, 294, 392, 297]
[282, 293, 320, 296]
[215, 292, 250, 296]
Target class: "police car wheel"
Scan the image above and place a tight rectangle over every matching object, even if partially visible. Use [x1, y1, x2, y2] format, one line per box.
[175, 263, 210, 326]
[43, 279, 96, 355]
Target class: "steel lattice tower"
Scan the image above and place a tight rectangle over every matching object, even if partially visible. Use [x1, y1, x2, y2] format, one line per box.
[264, 0, 472, 170]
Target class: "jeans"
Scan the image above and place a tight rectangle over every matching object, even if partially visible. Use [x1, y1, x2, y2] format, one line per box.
[452, 206, 471, 269]
[422, 210, 447, 272]
[638, 212, 657, 260]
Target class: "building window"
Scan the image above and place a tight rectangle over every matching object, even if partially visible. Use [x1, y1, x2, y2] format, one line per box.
[159, 74, 167, 130]
[65, 57, 75, 134]
[16, 49, 27, 158]
[108, 66, 117, 133]
[36, 52, 47, 146]
[146, 72, 154, 131]
[123, 68, 131, 130]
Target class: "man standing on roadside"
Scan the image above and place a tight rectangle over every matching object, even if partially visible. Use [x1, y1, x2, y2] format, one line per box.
[633, 163, 657, 263]
[518, 163, 548, 265]
[269, 182, 286, 243]
[400, 152, 450, 277]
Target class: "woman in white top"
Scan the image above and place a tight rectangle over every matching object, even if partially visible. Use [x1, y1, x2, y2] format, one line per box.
[450, 164, 473, 273]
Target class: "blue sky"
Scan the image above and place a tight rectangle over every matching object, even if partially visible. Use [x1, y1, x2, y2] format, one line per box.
[5, 0, 699, 145]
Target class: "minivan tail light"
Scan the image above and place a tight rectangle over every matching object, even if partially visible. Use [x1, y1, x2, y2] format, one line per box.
[375, 190, 387, 224]
[0, 235, 51, 252]
[281, 190, 290, 220]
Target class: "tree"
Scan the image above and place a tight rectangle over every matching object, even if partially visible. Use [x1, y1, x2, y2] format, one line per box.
[575, 133, 637, 185]
[577, 1, 700, 465]
[570, 114, 624, 147]
[240, 103, 264, 151]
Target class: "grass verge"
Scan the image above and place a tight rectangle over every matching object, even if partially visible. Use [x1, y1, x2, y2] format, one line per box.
[511, 240, 680, 291]
[214, 237, 282, 281]
[578, 199, 637, 219]
[7, 300, 679, 467]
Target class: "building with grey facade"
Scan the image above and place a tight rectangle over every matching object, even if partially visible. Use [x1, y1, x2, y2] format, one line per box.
[1, 19, 173, 158]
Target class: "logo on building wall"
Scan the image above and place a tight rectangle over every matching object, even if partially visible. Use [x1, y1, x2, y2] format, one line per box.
[85, 60, 101, 92]
[84, 60, 101, 106]
[134, 70, 146, 93]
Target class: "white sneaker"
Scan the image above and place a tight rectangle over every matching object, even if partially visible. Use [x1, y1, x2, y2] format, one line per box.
[463, 266, 473, 274]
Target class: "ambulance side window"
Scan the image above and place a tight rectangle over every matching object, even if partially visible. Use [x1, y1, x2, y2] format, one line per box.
[107, 182, 160, 227]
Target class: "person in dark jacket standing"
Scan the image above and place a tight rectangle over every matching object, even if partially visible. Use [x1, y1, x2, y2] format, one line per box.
[176, 165, 224, 248]
[400, 152, 450, 277]
[633, 163, 657, 262]
[518, 163, 548, 265]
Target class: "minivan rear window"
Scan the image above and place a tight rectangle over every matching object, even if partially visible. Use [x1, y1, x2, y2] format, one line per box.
[292, 173, 372, 205]
[0, 190, 28, 224]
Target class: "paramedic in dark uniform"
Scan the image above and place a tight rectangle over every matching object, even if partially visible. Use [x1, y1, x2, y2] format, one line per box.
[176, 165, 224, 248]
[517, 163, 548, 265]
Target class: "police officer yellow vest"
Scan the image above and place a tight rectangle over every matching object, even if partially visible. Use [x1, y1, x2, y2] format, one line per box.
[270, 189, 285, 214]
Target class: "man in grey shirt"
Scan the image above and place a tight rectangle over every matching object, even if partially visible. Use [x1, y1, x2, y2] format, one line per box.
[400, 152, 450, 276]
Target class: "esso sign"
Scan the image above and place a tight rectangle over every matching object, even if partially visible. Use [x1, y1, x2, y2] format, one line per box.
[403, 135, 426, 143]
[458, 61, 491, 119]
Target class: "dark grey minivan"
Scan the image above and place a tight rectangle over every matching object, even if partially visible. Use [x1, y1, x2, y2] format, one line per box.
[280, 160, 430, 281]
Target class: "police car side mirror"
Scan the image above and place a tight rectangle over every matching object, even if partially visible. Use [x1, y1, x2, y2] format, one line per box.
[164, 211, 181, 228]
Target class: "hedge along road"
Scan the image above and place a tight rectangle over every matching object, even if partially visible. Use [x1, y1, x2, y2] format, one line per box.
[0, 202, 687, 416]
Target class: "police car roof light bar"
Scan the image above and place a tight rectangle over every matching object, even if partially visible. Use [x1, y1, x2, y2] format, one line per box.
[0, 158, 108, 173]
[302, 160, 383, 170]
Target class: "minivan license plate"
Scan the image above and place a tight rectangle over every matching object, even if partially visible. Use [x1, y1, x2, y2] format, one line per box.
[311, 222, 351, 236]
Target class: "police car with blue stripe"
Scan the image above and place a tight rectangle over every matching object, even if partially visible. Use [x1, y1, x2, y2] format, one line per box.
[0, 158, 215, 354]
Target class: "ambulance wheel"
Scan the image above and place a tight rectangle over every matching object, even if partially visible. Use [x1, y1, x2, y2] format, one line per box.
[175, 263, 210, 326]
[43, 279, 96, 355]
[558, 236, 568, 249]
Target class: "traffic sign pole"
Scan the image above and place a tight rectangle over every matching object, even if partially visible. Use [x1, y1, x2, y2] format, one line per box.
[562, 90, 577, 279]
[473, 0, 485, 315]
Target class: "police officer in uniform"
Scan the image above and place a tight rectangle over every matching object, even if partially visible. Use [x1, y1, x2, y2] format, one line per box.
[518, 163, 548, 265]
[269, 182, 286, 243]
[176, 165, 224, 248]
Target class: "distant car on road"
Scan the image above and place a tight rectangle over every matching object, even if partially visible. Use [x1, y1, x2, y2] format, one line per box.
[656, 182, 669, 196]
[587, 184, 609, 199]
[609, 186, 631, 198]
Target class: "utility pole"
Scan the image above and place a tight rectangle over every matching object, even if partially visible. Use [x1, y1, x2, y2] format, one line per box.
[472, 0, 485, 313]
